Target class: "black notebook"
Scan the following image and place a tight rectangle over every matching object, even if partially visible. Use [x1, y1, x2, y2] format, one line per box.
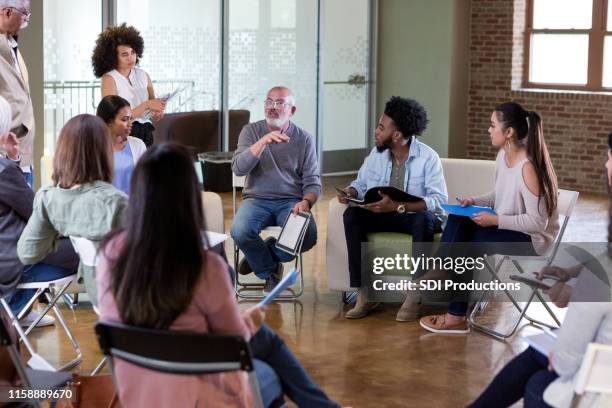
[336, 186, 423, 205]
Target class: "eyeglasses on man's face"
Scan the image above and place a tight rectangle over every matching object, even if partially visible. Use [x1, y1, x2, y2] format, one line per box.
[264, 99, 291, 109]
[7, 7, 31, 19]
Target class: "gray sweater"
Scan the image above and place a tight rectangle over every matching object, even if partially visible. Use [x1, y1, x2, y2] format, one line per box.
[231, 120, 321, 200]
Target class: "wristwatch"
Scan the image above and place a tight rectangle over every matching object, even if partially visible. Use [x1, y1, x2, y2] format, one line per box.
[396, 203, 406, 214]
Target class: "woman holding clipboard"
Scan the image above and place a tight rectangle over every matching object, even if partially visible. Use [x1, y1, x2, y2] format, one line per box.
[417, 102, 559, 334]
[92, 24, 167, 147]
[466, 133, 612, 408]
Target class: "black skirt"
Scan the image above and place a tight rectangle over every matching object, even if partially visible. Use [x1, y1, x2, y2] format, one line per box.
[131, 121, 155, 147]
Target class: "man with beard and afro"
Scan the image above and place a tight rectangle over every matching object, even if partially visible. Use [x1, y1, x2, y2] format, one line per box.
[337, 96, 447, 320]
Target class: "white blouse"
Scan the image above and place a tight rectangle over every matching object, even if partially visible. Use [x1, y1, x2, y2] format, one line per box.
[106, 67, 151, 123]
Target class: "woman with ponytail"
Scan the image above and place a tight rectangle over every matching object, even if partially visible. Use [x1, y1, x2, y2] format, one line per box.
[417, 101, 560, 334]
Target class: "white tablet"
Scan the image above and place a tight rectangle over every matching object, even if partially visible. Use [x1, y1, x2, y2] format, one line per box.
[276, 212, 311, 256]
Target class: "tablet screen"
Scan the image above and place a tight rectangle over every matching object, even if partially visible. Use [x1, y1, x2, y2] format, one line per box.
[277, 213, 309, 253]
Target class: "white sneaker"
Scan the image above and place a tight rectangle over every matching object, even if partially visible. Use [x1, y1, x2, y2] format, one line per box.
[19, 310, 55, 328]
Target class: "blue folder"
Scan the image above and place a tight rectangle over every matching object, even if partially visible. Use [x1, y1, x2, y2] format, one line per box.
[257, 267, 297, 307]
[441, 204, 497, 217]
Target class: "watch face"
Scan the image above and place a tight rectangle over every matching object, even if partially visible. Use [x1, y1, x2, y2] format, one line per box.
[397, 205, 405, 213]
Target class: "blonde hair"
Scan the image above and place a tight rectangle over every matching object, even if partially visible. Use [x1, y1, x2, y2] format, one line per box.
[0, 95, 12, 138]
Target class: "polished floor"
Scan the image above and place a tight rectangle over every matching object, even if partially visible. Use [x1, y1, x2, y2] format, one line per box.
[24, 176, 609, 408]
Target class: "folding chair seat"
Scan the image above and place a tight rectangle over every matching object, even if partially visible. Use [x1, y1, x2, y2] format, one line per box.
[0, 309, 72, 407]
[95, 320, 267, 408]
[469, 189, 580, 339]
[232, 174, 305, 300]
[0, 270, 81, 371]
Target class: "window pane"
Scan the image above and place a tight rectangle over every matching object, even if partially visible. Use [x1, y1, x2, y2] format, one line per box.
[228, 0, 318, 137]
[530, 34, 588, 85]
[603, 36, 612, 87]
[118, 0, 221, 112]
[43, 0, 102, 154]
[608, 1, 612, 30]
[533, 0, 592, 29]
[271, 0, 296, 29]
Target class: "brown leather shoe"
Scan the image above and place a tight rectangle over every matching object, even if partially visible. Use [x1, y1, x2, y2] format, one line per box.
[344, 291, 379, 319]
[395, 294, 421, 322]
[419, 313, 470, 334]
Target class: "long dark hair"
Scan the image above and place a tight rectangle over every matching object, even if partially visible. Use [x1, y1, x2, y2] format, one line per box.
[104, 143, 208, 329]
[495, 102, 558, 217]
[52, 114, 113, 188]
[96, 95, 130, 124]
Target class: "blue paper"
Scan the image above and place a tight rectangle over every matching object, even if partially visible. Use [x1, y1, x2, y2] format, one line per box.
[256, 267, 297, 307]
[441, 204, 497, 217]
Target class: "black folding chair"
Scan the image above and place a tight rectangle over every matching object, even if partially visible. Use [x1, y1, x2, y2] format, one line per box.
[95, 321, 266, 408]
[0, 310, 72, 408]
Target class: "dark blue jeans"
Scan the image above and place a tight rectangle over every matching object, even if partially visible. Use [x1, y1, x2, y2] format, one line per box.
[250, 324, 339, 408]
[7, 263, 74, 317]
[231, 198, 317, 279]
[469, 346, 557, 407]
[343, 207, 436, 287]
[439, 215, 536, 316]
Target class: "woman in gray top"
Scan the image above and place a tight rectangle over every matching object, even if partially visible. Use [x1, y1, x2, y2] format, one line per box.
[468, 134, 612, 408]
[17, 114, 127, 304]
[0, 96, 77, 327]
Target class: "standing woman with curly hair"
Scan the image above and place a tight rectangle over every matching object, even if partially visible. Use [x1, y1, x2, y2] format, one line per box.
[92, 23, 166, 147]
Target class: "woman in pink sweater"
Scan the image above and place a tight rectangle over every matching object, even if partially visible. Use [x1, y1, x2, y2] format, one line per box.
[418, 101, 559, 334]
[97, 143, 339, 407]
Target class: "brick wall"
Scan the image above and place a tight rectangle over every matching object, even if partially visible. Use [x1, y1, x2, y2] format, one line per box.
[466, 0, 612, 194]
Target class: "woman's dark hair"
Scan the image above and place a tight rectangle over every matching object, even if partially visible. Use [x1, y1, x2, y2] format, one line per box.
[96, 95, 131, 125]
[494, 102, 558, 217]
[384, 96, 428, 139]
[52, 114, 113, 188]
[104, 143, 208, 329]
[92, 23, 144, 78]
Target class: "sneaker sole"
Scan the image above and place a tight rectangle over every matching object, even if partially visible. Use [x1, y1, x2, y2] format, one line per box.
[419, 319, 470, 334]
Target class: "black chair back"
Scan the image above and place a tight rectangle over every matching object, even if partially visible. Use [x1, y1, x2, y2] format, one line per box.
[95, 321, 255, 375]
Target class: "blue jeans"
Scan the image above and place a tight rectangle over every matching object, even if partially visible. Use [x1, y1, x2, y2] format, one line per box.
[469, 346, 557, 407]
[231, 198, 317, 279]
[250, 324, 338, 408]
[439, 215, 536, 316]
[7, 263, 74, 317]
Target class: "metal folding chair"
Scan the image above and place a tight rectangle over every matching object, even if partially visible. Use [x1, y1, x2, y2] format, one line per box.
[95, 320, 266, 408]
[232, 174, 305, 300]
[0, 268, 81, 371]
[469, 189, 580, 339]
[0, 309, 72, 407]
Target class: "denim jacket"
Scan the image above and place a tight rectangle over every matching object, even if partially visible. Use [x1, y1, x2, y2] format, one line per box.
[349, 137, 448, 213]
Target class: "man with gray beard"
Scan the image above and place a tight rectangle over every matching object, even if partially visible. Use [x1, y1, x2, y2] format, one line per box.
[231, 86, 320, 293]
